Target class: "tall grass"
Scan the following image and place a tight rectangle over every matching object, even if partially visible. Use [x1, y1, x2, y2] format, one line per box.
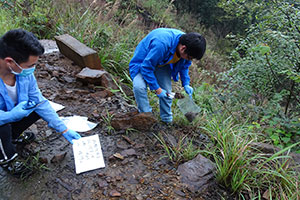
[201, 113, 299, 199]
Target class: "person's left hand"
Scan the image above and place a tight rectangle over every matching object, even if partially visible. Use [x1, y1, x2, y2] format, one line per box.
[184, 85, 194, 98]
[62, 129, 81, 144]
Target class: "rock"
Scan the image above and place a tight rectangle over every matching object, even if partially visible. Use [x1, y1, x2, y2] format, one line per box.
[165, 133, 177, 146]
[97, 180, 108, 188]
[174, 189, 185, 197]
[111, 111, 157, 131]
[51, 152, 67, 163]
[45, 129, 53, 137]
[120, 149, 137, 157]
[54, 34, 102, 69]
[39, 157, 48, 164]
[100, 73, 118, 90]
[120, 83, 134, 97]
[76, 67, 107, 85]
[90, 91, 112, 100]
[39, 39, 59, 54]
[251, 142, 300, 172]
[136, 194, 143, 200]
[111, 115, 132, 130]
[134, 143, 145, 149]
[121, 159, 129, 165]
[109, 190, 121, 197]
[131, 112, 157, 130]
[251, 142, 281, 154]
[177, 154, 215, 193]
[113, 153, 124, 160]
[63, 76, 75, 83]
[116, 140, 130, 149]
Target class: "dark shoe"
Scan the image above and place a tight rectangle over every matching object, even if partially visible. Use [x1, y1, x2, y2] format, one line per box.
[12, 132, 36, 145]
[1, 158, 33, 178]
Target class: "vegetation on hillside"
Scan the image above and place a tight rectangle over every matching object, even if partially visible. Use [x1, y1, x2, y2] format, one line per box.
[1, 0, 299, 199]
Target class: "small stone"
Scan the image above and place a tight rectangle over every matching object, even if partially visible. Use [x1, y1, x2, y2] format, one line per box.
[39, 157, 48, 164]
[121, 159, 129, 165]
[106, 177, 112, 183]
[109, 190, 121, 197]
[116, 140, 130, 150]
[120, 149, 137, 157]
[51, 152, 67, 163]
[174, 189, 185, 197]
[113, 153, 124, 160]
[98, 172, 105, 177]
[45, 130, 53, 137]
[134, 143, 145, 149]
[98, 180, 108, 188]
[136, 194, 143, 200]
[116, 175, 122, 181]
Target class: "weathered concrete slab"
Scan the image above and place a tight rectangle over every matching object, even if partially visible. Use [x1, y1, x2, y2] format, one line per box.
[55, 34, 102, 69]
[177, 154, 215, 193]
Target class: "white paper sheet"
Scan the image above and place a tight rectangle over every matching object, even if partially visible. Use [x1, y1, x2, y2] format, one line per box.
[73, 135, 105, 174]
[49, 100, 65, 112]
[60, 115, 98, 132]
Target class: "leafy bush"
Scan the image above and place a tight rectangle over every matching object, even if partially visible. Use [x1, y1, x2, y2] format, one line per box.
[0, 1, 20, 35]
[220, 1, 300, 148]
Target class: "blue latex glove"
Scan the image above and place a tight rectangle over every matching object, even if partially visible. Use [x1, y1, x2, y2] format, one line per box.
[184, 85, 194, 98]
[10, 101, 36, 121]
[62, 129, 81, 144]
[156, 89, 168, 98]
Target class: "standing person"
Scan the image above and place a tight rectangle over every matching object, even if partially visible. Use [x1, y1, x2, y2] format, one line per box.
[0, 29, 81, 177]
[129, 28, 206, 123]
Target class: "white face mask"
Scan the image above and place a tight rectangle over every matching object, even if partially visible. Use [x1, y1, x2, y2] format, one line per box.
[9, 59, 36, 76]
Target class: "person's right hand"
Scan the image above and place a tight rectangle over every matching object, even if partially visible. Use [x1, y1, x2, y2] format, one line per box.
[62, 129, 81, 144]
[156, 88, 168, 98]
[10, 101, 35, 121]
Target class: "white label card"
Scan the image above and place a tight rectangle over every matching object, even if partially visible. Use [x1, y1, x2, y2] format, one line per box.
[72, 135, 105, 174]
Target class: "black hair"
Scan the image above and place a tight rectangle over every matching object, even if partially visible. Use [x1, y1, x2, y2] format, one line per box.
[179, 32, 206, 60]
[0, 29, 44, 64]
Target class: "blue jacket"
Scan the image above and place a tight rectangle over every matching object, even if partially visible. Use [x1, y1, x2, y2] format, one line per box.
[0, 74, 67, 132]
[129, 28, 191, 90]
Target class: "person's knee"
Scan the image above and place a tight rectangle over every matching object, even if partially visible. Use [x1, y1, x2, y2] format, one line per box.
[133, 84, 147, 95]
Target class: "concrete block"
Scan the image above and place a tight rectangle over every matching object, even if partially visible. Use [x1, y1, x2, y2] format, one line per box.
[55, 34, 102, 69]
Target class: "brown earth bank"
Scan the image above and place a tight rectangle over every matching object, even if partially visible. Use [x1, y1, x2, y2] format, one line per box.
[0, 40, 233, 200]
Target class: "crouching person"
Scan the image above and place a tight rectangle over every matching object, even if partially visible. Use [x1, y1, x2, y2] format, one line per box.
[0, 29, 81, 178]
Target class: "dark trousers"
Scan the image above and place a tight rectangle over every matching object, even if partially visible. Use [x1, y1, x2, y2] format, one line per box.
[0, 112, 40, 161]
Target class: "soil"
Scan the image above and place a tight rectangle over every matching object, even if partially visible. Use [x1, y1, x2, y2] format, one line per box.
[0, 40, 230, 200]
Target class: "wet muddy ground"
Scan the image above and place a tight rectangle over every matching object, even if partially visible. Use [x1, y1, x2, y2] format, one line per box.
[0, 40, 228, 200]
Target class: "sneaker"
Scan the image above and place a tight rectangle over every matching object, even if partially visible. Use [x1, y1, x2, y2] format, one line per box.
[1, 158, 33, 178]
[12, 132, 36, 145]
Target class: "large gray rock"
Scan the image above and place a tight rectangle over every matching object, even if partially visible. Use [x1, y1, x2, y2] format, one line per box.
[177, 154, 215, 193]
